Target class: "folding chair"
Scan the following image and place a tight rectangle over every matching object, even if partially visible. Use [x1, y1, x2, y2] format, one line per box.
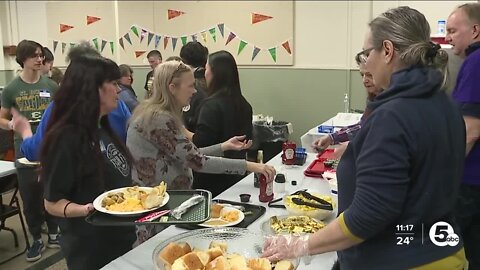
[0, 173, 30, 264]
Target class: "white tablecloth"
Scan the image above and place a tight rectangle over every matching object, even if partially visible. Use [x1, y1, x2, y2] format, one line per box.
[300, 113, 362, 153]
[102, 153, 338, 270]
[0, 160, 16, 177]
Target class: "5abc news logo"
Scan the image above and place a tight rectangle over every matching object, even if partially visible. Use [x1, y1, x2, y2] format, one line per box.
[429, 221, 460, 247]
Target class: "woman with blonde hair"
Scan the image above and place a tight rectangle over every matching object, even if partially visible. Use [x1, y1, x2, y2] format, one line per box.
[263, 6, 465, 270]
[127, 61, 275, 242]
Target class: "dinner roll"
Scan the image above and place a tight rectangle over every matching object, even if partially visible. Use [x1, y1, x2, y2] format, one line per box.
[274, 260, 294, 270]
[247, 258, 271, 270]
[211, 204, 224, 218]
[159, 242, 192, 266]
[209, 241, 228, 253]
[205, 255, 231, 270]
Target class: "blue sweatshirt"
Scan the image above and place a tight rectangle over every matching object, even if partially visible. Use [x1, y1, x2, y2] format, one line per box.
[336, 67, 465, 269]
[21, 99, 131, 161]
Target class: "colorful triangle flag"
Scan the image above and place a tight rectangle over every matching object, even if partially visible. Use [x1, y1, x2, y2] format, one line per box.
[282, 41, 292, 55]
[60, 24, 74, 33]
[124, 33, 132, 45]
[225, 32, 236, 46]
[61, 42, 67, 54]
[201, 32, 208, 43]
[168, 9, 185, 20]
[218, 23, 225, 37]
[252, 13, 273, 24]
[252, 47, 261, 61]
[172, 38, 178, 51]
[92, 38, 99, 51]
[191, 34, 197, 42]
[147, 32, 154, 46]
[87, 15, 101, 25]
[131, 25, 139, 37]
[119, 38, 125, 50]
[155, 35, 161, 48]
[268, 47, 277, 62]
[140, 29, 148, 43]
[110, 41, 114, 54]
[238, 40, 248, 55]
[181, 36, 188, 46]
[53, 41, 58, 53]
[209, 28, 217, 42]
[135, 51, 146, 58]
[101, 39, 107, 52]
[164, 36, 170, 50]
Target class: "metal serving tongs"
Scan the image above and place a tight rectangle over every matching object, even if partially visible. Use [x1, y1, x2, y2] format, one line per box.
[291, 190, 333, 211]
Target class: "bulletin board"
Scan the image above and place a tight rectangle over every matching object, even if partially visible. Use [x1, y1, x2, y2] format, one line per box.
[46, 1, 294, 66]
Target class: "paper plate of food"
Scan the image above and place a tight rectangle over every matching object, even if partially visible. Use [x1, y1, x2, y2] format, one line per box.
[198, 203, 245, 228]
[93, 182, 169, 216]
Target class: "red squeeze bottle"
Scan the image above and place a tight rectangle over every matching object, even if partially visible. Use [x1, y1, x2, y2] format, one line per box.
[259, 173, 274, 202]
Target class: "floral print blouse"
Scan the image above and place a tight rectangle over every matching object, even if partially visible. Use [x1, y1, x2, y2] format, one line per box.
[126, 112, 247, 189]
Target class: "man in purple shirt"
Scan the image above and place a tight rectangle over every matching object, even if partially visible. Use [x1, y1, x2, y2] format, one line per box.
[446, 3, 480, 268]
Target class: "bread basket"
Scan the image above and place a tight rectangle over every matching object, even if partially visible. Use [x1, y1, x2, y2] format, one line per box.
[152, 227, 299, 270]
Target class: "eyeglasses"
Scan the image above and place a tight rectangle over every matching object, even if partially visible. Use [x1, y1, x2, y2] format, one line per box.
[355, 47, 375, 64]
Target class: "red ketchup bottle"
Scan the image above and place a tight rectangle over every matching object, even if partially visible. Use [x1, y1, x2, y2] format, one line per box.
[282, 141, 296, 165]
[259, 173, 274, 202]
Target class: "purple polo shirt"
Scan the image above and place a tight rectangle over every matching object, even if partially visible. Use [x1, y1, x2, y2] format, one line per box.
[452, 44, 480, 186]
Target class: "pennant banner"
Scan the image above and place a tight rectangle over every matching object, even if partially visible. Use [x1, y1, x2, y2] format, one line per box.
[70, 42, 75, 49]
[164, 36, 170, 50]
[92, 38, 99, 50]
[201, 32, 208, 43]
[53, 41, 58, 53]
[124, 33, 132, 45]
[268, 47, 277, 62]
[110, 41, 114, 54]
[131, 25, 139, 37]
[218, 23, 225, 38]
[252, 47, 261, 61]
[172, 38, 178, 51]
[238, 40, 247, 55]
[191, 34, 197, 42]
[168, 9, 185, 20]
[181, 36, 188, 46]
[135, 51, 146, 58]
[101, 39, 107, 52]
[252, 13, 273, 24]
[60, 24, 74, 33]
[119, 38, 125, 50]
[87, 15, 101, 25]
[140, 29, 148, 43]
[209, 28, 217, 42]
[61, 42, 67, 54]
[225, 32, 236, 46]
[282, 41, 292, 55]
[155, 35, 161, 48]
[147, 32, 154, 46]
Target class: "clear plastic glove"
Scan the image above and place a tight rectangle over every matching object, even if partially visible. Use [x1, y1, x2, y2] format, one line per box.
[262, 234, 310, 262]
[312, 135, 333, 153]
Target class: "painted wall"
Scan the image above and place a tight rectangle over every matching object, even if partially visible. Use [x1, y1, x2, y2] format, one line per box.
[0, 1, 470, 142]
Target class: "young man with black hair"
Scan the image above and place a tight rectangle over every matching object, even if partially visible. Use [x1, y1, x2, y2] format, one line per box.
[0, 40, 59, 262]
